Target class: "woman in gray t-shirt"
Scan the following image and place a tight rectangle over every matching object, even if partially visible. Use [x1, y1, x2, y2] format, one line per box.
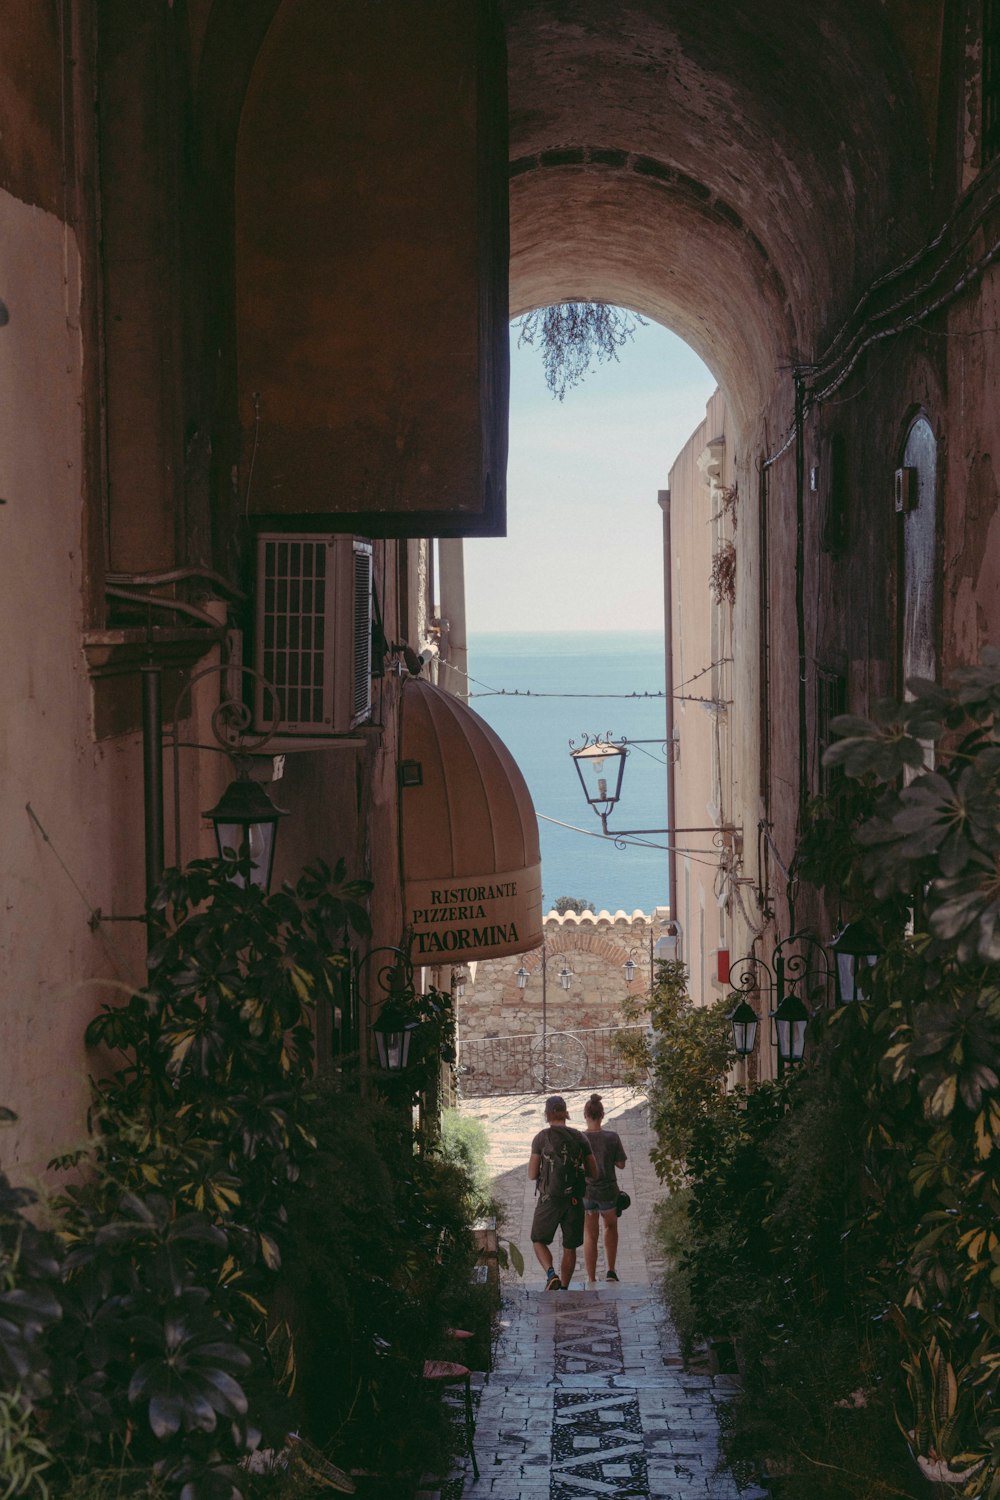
[582, 1093, 627, 1283]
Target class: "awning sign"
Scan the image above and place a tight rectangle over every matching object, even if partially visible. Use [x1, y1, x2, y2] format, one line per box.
[399, 678, 543, 964]
[406, 865, 542, 963]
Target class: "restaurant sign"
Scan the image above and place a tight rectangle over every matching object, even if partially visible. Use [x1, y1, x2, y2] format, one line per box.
[399, 677, 543, 965]
[405, 865, 542, 963]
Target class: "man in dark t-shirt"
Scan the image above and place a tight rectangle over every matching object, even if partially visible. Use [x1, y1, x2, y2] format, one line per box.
[528, 1096, 598, 1291]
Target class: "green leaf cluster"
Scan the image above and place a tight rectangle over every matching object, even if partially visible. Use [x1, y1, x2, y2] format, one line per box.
[615, 960, 736, 1192]
[644, 652, 1000, 1496]
[1, 855, 495, 1498]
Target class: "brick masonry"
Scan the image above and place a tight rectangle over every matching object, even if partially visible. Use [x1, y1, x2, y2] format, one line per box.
[458, 907, 670, 1041]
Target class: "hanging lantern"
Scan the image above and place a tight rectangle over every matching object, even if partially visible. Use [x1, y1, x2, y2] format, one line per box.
[372, 1012, 420, 1073]
[771, 991, 810, 1065]
[570, 740, 627, 814]
[558, 962, 573, 991]
[728, 997, 759, 1057]
[515, 963, 529, 990]
[203, 775, 288, 893]
[453, 965, 468, 1000]
[623, 956, 637, 985]
[831, 919, 882, 1003]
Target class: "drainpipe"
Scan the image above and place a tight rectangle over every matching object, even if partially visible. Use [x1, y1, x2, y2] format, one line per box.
[658, 489, 678, 930]
[438, 538, 469, 701]
[141, 657, 165, 908]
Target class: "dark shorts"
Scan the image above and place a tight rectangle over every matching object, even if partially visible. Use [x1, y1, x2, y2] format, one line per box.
[531, 1193, 585, 1250]
[583, 1198, 617, 1213]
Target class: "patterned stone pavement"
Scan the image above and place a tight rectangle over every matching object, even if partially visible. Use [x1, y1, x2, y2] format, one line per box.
[453, 1089, 765, 1500]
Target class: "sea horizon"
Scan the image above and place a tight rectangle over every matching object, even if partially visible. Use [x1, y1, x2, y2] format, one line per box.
[467, 630, 671, 917]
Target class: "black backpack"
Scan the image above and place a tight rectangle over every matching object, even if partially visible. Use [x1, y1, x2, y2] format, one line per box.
[537, 1125, 587, 1203]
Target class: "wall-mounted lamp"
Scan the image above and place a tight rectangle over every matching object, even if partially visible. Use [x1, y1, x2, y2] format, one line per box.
[726, 933, 832, 1075]
[202, 768, 288, 892]
[169, 662, 288, 895]
[727, 996, 759, 1057]
[830, 919, 882, 1004]
[569, 732, 734, 847]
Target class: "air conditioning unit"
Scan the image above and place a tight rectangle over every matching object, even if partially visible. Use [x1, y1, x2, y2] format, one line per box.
[254, 534, 373, 734]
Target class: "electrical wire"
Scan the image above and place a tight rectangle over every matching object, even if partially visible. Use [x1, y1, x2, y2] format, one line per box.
[25, 803, 134, 979]
[536, 811, 724, 869]
[447, 655, 730, 702]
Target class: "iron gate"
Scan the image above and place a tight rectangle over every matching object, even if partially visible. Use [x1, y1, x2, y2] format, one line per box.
[457, 1025, 647, 1098]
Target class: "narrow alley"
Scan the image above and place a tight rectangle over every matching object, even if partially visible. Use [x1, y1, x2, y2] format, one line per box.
[451, 1090, 765, 1500]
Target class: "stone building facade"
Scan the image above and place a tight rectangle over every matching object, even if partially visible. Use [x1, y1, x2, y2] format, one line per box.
[459, 907, 671, 1041]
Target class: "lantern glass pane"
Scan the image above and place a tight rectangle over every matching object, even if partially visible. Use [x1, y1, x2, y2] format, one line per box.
[777, 1016, 808, 1062]
[733, 1017, 758, 1056]
[836, 950, 857, 1002]
[214, 819, 276, 889]
[375, 1025, 410, 1072]
[791, 1017, 807, 1061]
[571, 742, 626, 807]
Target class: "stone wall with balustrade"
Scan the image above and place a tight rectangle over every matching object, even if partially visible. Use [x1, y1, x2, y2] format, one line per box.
[454, 907, 671, 1093]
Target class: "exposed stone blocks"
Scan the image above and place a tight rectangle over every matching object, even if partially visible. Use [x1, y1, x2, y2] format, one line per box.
[456, 910, 666, 1092]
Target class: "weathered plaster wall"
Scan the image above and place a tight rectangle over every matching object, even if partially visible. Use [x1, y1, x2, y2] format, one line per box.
[0, 188, 150, 1177]
[667, 392, 741, 1011]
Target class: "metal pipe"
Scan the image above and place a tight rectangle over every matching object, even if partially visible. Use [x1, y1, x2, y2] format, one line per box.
[106, 586, 227, 628]
[541, 940, 548, 1091]
[141, 661, 165, 902]
[658, 489, 678, 933]
[437, 539, 469, 701]
[794, 375, 809, 829]
[107, 566, 246, 601]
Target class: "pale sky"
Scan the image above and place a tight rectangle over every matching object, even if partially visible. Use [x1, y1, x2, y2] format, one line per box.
[464, 317, 718, 634]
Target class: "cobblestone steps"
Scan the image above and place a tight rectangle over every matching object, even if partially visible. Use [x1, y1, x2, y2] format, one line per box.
[445, 1090, 767, 1500]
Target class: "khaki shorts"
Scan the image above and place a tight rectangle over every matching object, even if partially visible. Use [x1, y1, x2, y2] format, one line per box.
[531, 1193, 585, 1250]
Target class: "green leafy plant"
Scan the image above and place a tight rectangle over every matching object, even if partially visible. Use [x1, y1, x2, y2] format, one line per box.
[280, 1075, 487, 1477]
[615, 960, 736, 1190]
[552, 896, 596, 915]
[0, 1388, 57, 1499]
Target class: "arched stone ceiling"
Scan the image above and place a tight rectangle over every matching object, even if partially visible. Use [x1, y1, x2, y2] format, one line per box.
[504, 0, 930, 438]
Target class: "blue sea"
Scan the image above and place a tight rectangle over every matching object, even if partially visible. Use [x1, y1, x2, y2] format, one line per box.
[467, 632, 670, 915]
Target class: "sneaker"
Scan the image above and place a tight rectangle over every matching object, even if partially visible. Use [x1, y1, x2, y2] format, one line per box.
[544, 1269, 562, 1291]
[606, 1270, 619, 1282]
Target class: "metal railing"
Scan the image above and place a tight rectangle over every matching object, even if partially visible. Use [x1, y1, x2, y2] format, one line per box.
[457, 1025, 647, 1098]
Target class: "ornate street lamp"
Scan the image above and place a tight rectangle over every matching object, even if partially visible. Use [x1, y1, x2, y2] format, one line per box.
[515, 963, 529, 990]
[770, 990, 810, 1066]
[569, 731, 735, 844]
[452, 965, 468, 1000]
[728, 996, 759, 1057]
[372, 1011, 419, 1073]
[623, 955, 637, 985]
[830, 919, 882, 1003]
[727, 932, 831, 1074]
[558, 961, 573, 990]
[203, 772, 288, 893]
[356, 943, 428, 1077]
[569, 737, 627, 827]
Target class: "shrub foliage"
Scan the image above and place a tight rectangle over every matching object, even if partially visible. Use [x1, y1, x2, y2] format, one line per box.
[640, 656, 1000, 1498]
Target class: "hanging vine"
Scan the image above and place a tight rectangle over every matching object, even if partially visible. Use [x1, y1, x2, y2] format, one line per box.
[710, 540, 737, 606]
[514, 302, 647, 400]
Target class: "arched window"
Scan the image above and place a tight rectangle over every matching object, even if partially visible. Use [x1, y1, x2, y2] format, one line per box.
[899, 415, 938, 691]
